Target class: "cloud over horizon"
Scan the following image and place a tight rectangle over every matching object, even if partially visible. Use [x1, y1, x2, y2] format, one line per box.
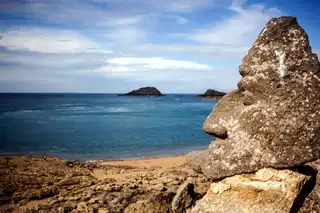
[0, 0, 319, 93]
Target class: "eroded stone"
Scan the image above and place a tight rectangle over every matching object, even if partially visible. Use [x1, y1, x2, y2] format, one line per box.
[189, 168, 310, 213]
[187, 16, 320, 179]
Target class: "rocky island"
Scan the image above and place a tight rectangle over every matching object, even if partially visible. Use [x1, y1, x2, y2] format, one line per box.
[198, 89, 226, 100]
[118, 87, 164, 96]
[1, 16, 320, 213]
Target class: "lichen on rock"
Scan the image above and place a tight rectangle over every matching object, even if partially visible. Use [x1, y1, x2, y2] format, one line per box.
[187, 16, 320, 179]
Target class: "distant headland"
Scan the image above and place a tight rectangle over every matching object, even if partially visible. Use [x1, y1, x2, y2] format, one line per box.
[118, 87, 164, 96]
[198, 89, 226, 100]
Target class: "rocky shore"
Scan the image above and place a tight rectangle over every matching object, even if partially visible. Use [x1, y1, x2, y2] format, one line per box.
[0, 156, 210, 213]
[1, 156, 320, 213]
[1, 16, 320, 213]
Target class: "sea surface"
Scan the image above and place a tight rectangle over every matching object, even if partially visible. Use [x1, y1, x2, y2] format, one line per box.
[0, 93, 216, 160]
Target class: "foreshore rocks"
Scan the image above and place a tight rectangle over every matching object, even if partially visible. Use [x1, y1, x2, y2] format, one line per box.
[118, 87, 164, 96]
[0, 156, 210, 213]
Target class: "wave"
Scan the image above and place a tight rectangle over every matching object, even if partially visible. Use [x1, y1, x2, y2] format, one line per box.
[1, 109, 42, 116]
[107, 107, 133, 113]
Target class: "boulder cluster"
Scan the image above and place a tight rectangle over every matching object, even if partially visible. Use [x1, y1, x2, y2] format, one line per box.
[186, 16, 320, 212]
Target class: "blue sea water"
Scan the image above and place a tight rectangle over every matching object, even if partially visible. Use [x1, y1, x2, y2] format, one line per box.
[0, 93, 216, 160]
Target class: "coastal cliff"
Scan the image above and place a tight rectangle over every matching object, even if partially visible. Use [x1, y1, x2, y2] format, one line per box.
[119, 87, 164, 96]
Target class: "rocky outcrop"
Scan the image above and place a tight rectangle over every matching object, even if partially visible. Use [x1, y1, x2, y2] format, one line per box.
[172, 180, 195, 213]
[119, 87, 164, 96]
[185, 16, 320, 213]
[189, 168, 312, 213]
[199, 89, 226, 97]
[187, 16, 320, 179]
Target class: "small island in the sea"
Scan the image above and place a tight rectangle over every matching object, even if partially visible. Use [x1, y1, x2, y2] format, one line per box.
[118, 87, 164, 96]
[198, 89, 226, 100]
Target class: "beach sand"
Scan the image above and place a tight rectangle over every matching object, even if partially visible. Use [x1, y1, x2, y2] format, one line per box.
[100, 155, 186, 169]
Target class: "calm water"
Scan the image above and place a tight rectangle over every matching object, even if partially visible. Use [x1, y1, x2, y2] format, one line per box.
[0, 93, 216, 160]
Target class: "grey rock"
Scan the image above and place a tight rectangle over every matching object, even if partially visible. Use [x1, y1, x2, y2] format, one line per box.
[172, 180, 195, 213]
[187, 16, 320, 179]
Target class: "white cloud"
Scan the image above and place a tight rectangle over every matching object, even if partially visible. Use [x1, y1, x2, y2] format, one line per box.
[105, 27, 147, 43]
[0, 0, 287, 93]
[174, 0, 281, 46]
[106, 57, 213, 71]
[134, 44, 248, 58]
[0, 51, 107, 70]
[88, 0, 216, 13]
[113, 16, 143, 25]
[0, 27, 112, 54]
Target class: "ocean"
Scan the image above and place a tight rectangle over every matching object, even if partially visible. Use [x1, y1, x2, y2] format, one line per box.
[0, 93, 216, 160]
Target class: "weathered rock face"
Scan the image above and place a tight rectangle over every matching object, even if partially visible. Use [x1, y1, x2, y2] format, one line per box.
[171, 180, 195, 213]
[187, 16, 320, 179]
[189, 168, 310, 213]
[119, 87, 164, 96]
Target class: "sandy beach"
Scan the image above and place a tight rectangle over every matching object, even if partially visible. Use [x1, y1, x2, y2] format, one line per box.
[100, 155, 186, 169]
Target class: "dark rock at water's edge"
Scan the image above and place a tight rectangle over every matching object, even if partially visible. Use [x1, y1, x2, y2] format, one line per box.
[118, 87, 164, 96]
[198, 89, 226, 101]
[198, 89, 226, 97]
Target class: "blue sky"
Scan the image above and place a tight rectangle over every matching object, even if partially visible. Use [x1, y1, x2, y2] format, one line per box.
[0, 0, 319, 93]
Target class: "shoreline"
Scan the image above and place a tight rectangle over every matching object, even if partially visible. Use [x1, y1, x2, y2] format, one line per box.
[0, 154, 191, 169]
[0, 147, 207, 163]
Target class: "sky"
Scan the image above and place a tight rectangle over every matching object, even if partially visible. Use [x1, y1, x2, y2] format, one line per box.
[0, 0, 319, 93]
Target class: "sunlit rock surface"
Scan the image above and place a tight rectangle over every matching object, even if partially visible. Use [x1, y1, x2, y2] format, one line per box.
[189, 168, 311, 213]
[187, 16, 320, 179]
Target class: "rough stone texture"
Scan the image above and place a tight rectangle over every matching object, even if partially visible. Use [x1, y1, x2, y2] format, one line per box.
[189, 168, 310, 213]
[187, 16, 320, 179]
[119, 87, 164, 96]
[171, 180, 195, 213]
[0, 157, 210, 213]
[298, 160, 320, 212]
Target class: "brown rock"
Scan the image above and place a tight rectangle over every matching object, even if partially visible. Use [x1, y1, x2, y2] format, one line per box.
[187, 16, 320, 179]
[190, 168, 310, 213]
[124, 192, 175, 213]
[171, 180, 195, 213]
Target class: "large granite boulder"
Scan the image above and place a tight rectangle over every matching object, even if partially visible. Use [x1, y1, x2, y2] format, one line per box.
[187, 16, 320, 179]
[119, 87, 164, 96]
[189, 168, 311, 213]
